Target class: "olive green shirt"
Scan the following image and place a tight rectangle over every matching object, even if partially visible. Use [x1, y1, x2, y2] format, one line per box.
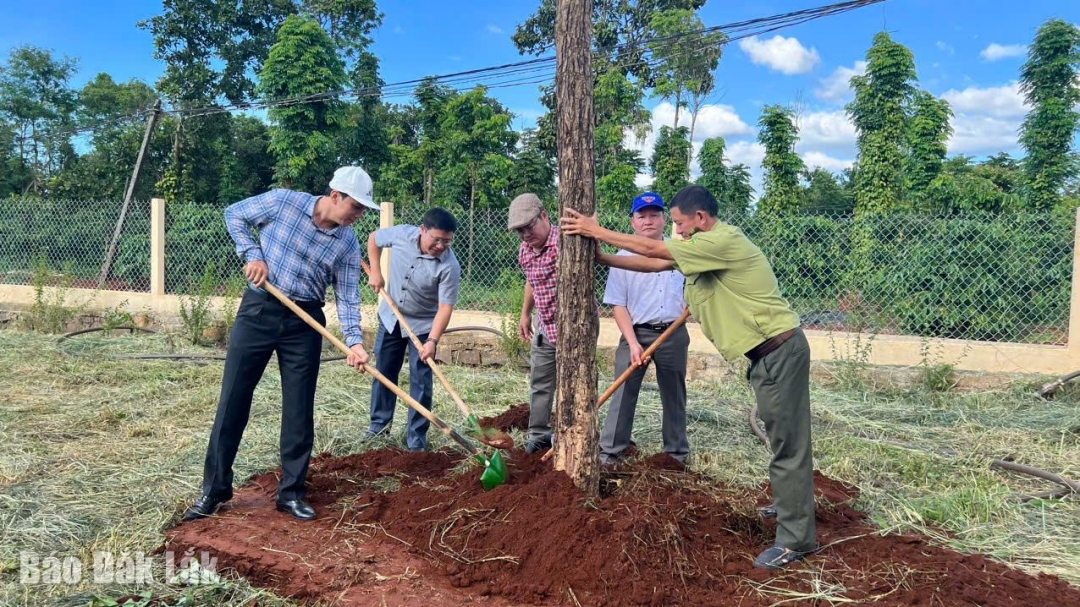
[665, 223, 800, 362]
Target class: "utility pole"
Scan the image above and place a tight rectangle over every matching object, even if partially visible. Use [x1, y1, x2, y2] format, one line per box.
[553, 0, 600, 495]
[97, 99, 163, 288]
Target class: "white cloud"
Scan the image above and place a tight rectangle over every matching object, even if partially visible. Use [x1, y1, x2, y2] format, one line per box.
[980, 43, 1026, 61]
[739, 35, 821, 75]
[649, 101, 753, 139]
[800, 151, 854, 173]
[634, 173, 652, 188]
[815, 61, 866, 103]
[625, 101, 754, 167]
[487, 24, 503, 34]
[948, 114, 1022, 154]
[935, 41, 955, 55]
[942, 82, 1029, 119]
[796, 110, 857, 153]
[726, 141, 766, 167]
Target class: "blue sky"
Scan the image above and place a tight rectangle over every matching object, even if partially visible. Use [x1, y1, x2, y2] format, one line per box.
[2, 0, 1078, 188]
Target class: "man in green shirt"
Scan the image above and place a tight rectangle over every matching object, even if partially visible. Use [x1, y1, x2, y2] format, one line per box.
[561, 184, 816, 570]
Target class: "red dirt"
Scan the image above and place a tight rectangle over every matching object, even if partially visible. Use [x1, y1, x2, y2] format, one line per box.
[480, 402, 530, 433]
[166, 448, 1080, 606]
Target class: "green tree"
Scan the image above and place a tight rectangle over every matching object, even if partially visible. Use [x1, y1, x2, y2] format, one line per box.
[510, 128, 557, 203]
[697, 136, 752, 217]
[46, 74, 161, 201]
[414, 78, 455, 205]
[513, 0, 702, 181]
[801, 167, 855, 216]
[436, 87, 517, 278]
[596, 163, 640, 213]
[140, 0, 294, 104]
[0, 122, 33, 197]
[0, 46, 78, 194]
[650, 125, 691, 202]
[906, 90, 953, 208]
[1019, 18, 1080, 211]
[647, 9, 724, 130]
[847, 32, 917, 215]
[258, 15, 348, 192]
[757, 105, 804, 215]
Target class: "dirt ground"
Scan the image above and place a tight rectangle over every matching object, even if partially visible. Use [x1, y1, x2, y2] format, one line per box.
[166, 442, 1080, 607]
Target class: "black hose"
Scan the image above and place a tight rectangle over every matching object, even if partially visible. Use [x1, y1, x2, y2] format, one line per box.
[748, 406, 1078, 503]
[1038, 370, 1080, 399]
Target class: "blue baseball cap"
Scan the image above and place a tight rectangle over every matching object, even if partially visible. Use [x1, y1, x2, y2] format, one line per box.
[630, 192, 665, 215]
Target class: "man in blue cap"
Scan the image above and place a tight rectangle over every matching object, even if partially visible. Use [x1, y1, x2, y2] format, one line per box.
[600, 192, 690, 466]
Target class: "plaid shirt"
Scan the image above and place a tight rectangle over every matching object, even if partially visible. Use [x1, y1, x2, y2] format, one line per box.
[224, 189, 364, 347]
[519, 225, 561, 343]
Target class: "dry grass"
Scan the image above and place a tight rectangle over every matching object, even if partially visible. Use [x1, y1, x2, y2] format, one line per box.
[1, 328, 1078, 606]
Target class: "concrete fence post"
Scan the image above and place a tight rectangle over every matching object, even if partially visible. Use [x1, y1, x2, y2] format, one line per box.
[150, 197, 166, 296]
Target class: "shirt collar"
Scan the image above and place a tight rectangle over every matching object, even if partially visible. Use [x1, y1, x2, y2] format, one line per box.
[525, 224, 559, 256]
[306, 193, 342, 237]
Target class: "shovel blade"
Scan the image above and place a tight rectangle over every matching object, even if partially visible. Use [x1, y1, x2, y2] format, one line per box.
[477, 450, 509, 491]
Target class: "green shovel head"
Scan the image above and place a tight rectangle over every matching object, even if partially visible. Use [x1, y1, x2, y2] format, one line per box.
[476, 450, 508, 491]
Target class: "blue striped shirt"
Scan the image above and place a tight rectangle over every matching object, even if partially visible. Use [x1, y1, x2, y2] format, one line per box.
[224, 189, 364, 347]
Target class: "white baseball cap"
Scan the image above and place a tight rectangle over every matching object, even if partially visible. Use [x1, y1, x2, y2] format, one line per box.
[328, 166, 378, 210]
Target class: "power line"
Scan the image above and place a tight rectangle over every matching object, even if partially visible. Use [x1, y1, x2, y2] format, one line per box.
[14, 0, 885, 143]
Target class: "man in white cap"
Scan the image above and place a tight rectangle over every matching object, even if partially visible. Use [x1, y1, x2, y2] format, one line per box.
[183, 166, 378, 523]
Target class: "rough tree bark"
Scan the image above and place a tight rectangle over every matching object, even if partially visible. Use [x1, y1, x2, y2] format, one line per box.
[554, 0, 600, 496]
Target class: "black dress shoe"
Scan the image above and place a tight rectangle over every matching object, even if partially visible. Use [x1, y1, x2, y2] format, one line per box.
[276, 499, 316, 520]
[182, 495, 226, 521]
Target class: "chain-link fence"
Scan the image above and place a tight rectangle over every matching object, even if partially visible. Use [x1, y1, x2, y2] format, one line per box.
[1, 197, 1073, 345]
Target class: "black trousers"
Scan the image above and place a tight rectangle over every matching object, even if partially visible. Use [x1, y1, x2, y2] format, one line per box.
[200, 288, 325, 502]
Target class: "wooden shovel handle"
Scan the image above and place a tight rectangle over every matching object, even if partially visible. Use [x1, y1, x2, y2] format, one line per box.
[261, 282, 477, 455]
[360, 260, 474, 420]
[598, 307, 692, 407]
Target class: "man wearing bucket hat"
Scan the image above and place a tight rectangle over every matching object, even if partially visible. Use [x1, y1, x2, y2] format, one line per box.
[183, 166, 379, 523]
[601, 192, 690, 466]
[508, 193, 561, 454]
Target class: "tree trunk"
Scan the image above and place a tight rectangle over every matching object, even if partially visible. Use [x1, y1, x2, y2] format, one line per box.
[674, 90, 681, 129]
[554, 0, 600, 497]
[688, 98, 700, 170]
[424, 168, 433, 205]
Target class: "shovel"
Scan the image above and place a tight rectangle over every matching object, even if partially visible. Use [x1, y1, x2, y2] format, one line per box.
[542, 307, 692, 462]
[261, 282, 508, 490]
[361, 260, 514, 450]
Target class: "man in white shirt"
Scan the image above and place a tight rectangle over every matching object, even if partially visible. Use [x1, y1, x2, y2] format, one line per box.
[601, 192, 690, 465]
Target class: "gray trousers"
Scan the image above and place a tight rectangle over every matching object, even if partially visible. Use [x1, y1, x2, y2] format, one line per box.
[747, 328, 816, 552]
[527, 331, 558, 442]
[601, 325, 690, 464]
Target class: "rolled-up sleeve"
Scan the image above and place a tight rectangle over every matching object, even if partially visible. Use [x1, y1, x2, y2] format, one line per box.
[224, 191, 280, 263]
[334, 246, 364, 347]
[665, 230, 738, 275]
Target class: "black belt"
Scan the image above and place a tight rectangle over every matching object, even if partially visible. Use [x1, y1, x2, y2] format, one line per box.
[745, 328, 798, 362]
[248, 287, 324, 310]
[633, 322, 675, 332]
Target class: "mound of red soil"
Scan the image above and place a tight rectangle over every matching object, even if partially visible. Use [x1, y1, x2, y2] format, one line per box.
[166, 449, 1080, 606]
[479, 402, 530, 433]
